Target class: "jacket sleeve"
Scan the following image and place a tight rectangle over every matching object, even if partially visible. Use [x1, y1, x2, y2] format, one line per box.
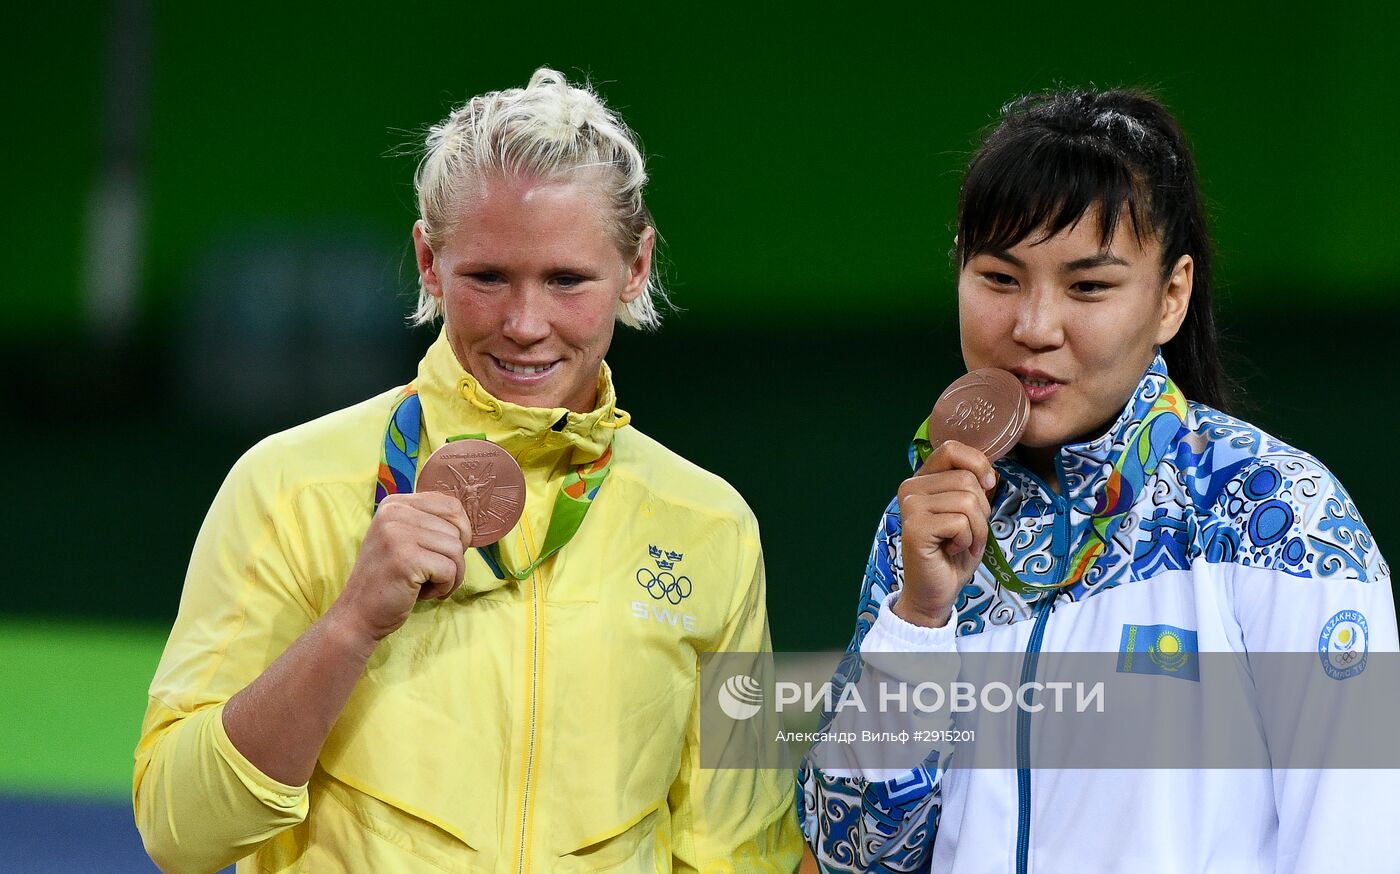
[667, 516, 805, 873]
[132, 442, 319, 873]
[797, 498, 950, 873]
[1207, 453, 1399, 872]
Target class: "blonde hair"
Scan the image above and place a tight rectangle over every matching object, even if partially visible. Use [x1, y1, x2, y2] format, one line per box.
[411, 67, 667, 329]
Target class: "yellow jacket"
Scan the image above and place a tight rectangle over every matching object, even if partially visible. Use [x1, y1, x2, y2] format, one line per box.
[133, 332, 802, 873]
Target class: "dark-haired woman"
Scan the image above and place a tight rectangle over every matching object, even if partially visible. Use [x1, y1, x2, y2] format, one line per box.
[798, 90, 1395, 872]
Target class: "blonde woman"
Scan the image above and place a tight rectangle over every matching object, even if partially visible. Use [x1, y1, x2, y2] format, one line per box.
[135, 69, 802, 873]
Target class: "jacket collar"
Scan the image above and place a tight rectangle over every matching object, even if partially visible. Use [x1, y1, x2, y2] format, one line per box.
[414, 330, 626, 468]
[1004, 348, 1173, 508]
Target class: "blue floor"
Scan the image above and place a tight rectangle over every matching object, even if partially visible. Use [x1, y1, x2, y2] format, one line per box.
[0, 794, 231, 873]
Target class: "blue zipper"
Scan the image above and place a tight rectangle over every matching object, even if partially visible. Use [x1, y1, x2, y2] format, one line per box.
[1014, 466, 1070, 874]
[1014, 593, 1053, 874]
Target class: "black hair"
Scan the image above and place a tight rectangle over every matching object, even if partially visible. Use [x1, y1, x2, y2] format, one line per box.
[956, 88, 1232, 412]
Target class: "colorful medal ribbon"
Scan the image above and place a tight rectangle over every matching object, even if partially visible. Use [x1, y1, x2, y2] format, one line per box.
[912, 378, 1188, 594]
[375, 385, 616, 581]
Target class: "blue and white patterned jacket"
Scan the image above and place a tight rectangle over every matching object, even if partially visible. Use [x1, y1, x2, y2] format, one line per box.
[797, 351, 1396, 874]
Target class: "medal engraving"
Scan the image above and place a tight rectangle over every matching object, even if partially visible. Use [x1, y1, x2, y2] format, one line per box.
[418, 440, 526, 546]
[928, 368, 1029, 462]
[946, 396, 997, 432]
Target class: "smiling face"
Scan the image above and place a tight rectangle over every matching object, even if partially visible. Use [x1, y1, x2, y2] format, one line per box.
[413, 174, 653, 413]
[957, 207, 1193, 477]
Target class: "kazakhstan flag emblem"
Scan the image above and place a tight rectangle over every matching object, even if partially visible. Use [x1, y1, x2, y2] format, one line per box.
[1118, 624, 1200, 681]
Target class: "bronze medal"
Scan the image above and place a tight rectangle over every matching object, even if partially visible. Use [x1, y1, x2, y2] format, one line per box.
[417, 440, 526, 546]
[927, 368, 1029, 462]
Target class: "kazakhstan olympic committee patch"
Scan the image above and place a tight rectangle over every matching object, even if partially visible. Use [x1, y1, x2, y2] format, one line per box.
[1318, 610, 1368, 680]
[1118, 623, 1200, 681]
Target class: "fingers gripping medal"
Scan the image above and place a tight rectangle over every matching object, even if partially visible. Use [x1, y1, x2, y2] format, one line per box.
[927, 368, 1029, 463]
[417, 440, 525, 546]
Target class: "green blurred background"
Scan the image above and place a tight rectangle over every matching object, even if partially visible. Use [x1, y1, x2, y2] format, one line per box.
[3, 0, 1397, 845]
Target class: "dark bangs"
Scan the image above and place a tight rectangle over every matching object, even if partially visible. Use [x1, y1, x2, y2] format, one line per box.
[957, 131, 1152, 267]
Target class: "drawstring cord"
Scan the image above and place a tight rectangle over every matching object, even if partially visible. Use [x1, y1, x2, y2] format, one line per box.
[458, 374, 631, 431]
[457, 376, 503, 417]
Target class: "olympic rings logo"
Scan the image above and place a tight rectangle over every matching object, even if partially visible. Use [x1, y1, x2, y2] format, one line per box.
[637, 568, 692, 604]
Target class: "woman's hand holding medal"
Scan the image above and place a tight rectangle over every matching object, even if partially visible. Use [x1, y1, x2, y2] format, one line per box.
[333, 440, 524, 644]
[332, 491, 476, 643]
[894, 369, 1028, 628]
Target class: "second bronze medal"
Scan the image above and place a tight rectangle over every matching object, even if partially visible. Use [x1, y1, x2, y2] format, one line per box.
[926, 368, 1029, 462]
